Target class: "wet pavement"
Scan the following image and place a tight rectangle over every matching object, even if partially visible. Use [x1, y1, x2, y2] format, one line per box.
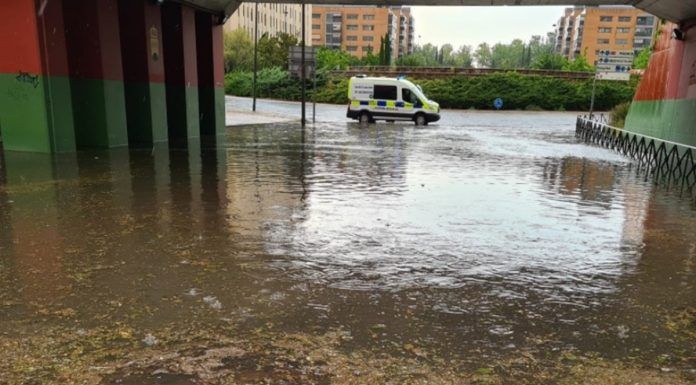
[0, 98, 695, 384]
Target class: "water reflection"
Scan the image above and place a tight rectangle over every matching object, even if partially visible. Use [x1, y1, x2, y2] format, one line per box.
[0, 113, 694, 380]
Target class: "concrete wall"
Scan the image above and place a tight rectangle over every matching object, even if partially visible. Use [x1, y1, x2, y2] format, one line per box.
[625, 22, 696, 147]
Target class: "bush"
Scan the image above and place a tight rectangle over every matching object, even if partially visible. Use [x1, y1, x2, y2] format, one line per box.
[224, 71, 639, 111]
[610, 102, 632, 128]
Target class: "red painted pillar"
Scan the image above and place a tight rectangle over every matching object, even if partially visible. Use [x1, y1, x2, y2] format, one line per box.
[162, 3, 200, 147]
[63, 0, 128, 148]
[195, 12, 225, 140]
[0, 0, 75, 153]
[36, 0, 77, 153]
[118, 0, 168, 148]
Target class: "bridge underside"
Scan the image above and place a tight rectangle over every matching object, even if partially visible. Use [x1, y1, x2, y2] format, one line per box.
[182, 0, 696, 24]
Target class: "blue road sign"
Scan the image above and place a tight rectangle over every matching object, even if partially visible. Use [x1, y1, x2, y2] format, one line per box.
[494, 98, 504, 110]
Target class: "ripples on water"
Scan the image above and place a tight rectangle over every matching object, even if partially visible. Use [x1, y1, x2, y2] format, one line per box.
[1, 108, 695, 364]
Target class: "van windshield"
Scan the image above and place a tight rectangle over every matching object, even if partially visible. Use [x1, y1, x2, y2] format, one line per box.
[402, 79, 428, 101]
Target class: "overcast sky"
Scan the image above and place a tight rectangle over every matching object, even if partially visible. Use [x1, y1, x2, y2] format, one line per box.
[411, 6, 568, 49]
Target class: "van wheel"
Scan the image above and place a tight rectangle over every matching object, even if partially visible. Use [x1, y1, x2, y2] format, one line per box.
[414, 113, 427, 126]
[359, 111, 372, 125]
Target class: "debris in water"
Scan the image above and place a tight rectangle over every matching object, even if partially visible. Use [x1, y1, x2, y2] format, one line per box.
[186, 288, 200, 296]
[142, 333, 158, 347]
[617, 325, 630, 339]
[203, 296, 222, 310]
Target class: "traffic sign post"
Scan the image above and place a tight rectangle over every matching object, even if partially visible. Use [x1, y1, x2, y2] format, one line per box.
[590, 50, 633, 118]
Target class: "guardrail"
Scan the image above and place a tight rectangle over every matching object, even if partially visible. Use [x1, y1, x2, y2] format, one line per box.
[576, 116, 696, 195]
[333, 66, 596, 80]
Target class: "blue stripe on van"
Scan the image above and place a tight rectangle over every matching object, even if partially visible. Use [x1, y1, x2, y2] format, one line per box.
[360, 101, 369, 106]
[395, 101, 405, 108]
[377, 100, 387, 107]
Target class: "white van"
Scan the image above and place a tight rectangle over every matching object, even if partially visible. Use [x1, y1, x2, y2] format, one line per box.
[346, 76, 441, 125]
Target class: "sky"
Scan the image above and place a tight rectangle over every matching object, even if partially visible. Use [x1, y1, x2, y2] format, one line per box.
[411, 6, 568, 49]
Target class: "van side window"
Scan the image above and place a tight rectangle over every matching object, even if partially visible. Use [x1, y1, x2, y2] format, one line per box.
[402, 88, 418, 104]
[373, 85, 397, 100]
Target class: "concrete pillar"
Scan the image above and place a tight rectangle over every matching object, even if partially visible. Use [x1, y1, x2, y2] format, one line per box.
[63, 0, 128, 149]
[195, 12, 226, 141]
[0, 0, 75, 153]
[118, 0, 168, 148]
[162, 3, 200, 147]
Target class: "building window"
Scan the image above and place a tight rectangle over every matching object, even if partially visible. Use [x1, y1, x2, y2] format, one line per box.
[347, 14, 358, 20]
[312, 24, 320, 30]
[598, 27, 612, 33]
[346, 46, 358, 52]
[597, 38, 610, 45]
[346, 35, 358, 41]
[637, 16, 655, 25]
[618, 16, 632, 22]
[312, 13, 320, 19]
[363, 14, 375, 20]
[362, 36, 374, 42]
[616, 39, 629, 45]
[617, 27, 630, 33]
[363, 25, 374, 31]
[374, 85, 397, 100]
[347, 24, 358, 31]
[599, 16, 613, 22]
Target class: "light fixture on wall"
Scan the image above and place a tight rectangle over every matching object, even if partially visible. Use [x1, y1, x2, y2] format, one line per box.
[672, 28, 685, 41]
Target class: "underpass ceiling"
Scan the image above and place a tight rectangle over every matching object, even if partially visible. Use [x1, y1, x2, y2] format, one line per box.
[179, 0, 696, 24]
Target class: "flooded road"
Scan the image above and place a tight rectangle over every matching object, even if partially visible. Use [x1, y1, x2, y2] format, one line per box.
[1, 98, 695, 384]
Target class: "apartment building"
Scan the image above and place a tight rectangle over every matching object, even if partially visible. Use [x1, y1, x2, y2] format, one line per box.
[224, 3, 312, 44]
[554, 6, 659, 65]
[311, 5, 415, 60]
[391, 6, 415, 58]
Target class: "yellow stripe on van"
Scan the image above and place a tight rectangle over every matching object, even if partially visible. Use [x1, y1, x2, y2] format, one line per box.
[369, 100, 377, 107]
[405, 103, 413, 109]
[351, 100, 360, 107]
[386, 101, 396, 108]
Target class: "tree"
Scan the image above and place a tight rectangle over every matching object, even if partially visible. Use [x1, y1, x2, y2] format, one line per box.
[532, 53, 568, 70]
[257, 32, 298, 70]
[316, 47, 355, 71]
[633, 47, 652, 69]
[223, 28, 253, 72]
[378, 34, 393, 66]
[563, 54, 594, 72]
[474, 43, 492, 68]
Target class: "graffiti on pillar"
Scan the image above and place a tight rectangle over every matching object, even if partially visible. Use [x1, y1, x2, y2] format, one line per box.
[15, 72, 39, 88]
[149, 26, 160, 62]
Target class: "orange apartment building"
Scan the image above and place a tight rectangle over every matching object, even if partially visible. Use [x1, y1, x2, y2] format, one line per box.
[555, 6, 658, 65]
[311, 5, 414, 60]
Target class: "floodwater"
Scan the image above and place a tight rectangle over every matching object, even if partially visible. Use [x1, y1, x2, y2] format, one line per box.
[1, 98, 695, 384]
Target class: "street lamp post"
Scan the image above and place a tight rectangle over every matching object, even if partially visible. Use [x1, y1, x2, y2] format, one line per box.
[252, 2, 259, 112]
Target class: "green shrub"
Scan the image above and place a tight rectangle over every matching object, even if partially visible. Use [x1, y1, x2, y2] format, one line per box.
[224, 71, 639, 111]
[610, 102, 632, 128]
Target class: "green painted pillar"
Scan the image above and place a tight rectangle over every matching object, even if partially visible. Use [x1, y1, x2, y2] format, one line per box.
[0, 0, 75, 153]
[196, 12, 226, 143]
[162, 4, 201, 148]
[118, 0, 169, 148]
[63, 0, 128, 149]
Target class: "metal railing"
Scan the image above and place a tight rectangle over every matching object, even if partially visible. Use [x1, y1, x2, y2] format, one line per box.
[576, 117, 696, 195]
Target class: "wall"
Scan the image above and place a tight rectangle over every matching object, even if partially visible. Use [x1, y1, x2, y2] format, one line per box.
[625, 22, 696, 147]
